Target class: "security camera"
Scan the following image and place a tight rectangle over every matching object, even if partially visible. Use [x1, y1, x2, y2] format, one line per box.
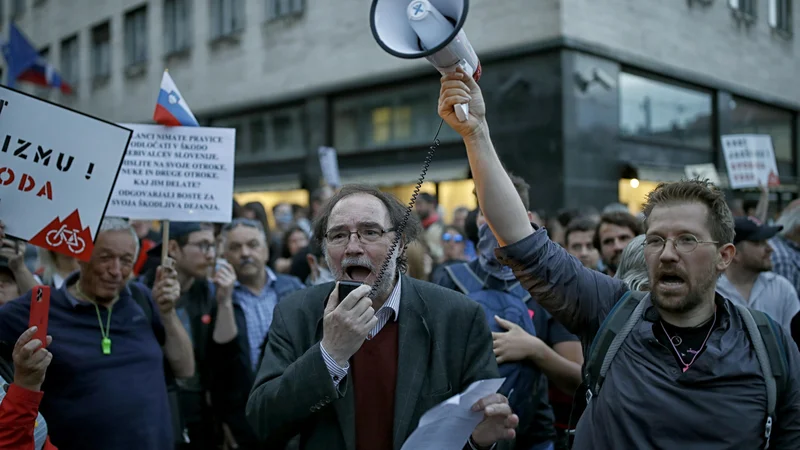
[592, 68, 615, 90]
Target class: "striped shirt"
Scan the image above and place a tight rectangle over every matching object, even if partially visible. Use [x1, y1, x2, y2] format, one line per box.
[770, 236, 800, 296]
[233, 268, 279, 371]
[321, 277, 402, 387]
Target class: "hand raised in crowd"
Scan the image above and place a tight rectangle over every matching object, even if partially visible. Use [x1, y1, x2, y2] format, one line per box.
[320, 283, 378, 367]
[213, 258, 236, 305]
[470, 393, 518, 448]
[0, 237, 27, 272]
[152, 258, 181, 315]
[13, 326, 53, 392]
[492, 315, 541, 365]
[438, 65, 487, 139]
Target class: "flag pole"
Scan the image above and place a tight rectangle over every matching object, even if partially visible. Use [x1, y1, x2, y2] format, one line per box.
[160, 67, 170, 264]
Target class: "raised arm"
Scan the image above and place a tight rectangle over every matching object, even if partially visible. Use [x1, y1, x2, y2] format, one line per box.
[438, 69, 627, 338]
[438, 68, 533, 247]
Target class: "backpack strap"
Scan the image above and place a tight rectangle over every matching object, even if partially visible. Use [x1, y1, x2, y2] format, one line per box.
[735, 304, 787, 449]
[507, 282, 531, 303]
[444, 263, 485, 295]
[584, 290, 647, 402]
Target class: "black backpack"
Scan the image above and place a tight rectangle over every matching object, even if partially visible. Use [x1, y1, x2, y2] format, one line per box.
[584, 290, 789, 449]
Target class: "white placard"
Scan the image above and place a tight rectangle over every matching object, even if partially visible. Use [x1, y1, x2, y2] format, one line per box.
[318, 146, 341, 188]
[106, 124, 235, 222]
[0, 86, 131, 261]
[721, 134, 780, 190]
[684, 163, 720, 185]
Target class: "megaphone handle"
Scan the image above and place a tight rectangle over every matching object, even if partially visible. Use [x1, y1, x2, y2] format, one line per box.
[455, 103, 469, 122]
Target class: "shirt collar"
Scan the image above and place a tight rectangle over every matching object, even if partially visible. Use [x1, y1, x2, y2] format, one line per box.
[381, 275, 402, 322]
[234, 267, 276, 290]
[61, 271, 131, 308]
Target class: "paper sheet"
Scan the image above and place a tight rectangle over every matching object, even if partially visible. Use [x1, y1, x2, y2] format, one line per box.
[400, 377, 506, 450]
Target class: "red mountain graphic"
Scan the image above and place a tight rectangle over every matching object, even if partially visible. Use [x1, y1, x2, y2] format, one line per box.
[29, 209, 94, 262]
[767, 171, 780, 187]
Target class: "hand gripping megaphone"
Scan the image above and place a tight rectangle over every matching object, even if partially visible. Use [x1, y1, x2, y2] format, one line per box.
[370, 0, 481, 122]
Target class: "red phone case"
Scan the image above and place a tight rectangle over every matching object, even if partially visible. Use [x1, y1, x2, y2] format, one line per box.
[29, 285, 50, 348]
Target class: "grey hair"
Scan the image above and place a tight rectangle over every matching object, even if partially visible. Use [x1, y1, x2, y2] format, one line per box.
[36, 247, 58, 283]
[100, 217, 140, 257]
[614, 234, 649, 291]
[777, 206, 800, 237]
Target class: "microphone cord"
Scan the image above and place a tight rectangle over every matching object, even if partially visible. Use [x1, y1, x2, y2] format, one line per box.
[367, 118, 445, 300]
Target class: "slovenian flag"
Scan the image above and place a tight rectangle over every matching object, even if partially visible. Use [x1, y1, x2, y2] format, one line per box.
[153, 70, 199, 127]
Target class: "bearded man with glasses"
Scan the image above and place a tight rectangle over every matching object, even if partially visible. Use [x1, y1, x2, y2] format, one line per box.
[437, 67, 800, 449]
[247, 184, 518, 450]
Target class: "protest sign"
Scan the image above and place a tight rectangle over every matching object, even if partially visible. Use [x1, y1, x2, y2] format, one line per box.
[0, 86, 132, 261]
[721, 134, 780, 189]
[318, 146, 341, 188]
[684, 163, 720, 185]
[106, 124, 235, 223]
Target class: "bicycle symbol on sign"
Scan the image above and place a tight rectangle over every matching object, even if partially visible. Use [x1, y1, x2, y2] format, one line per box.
[45, 224, 86, 255]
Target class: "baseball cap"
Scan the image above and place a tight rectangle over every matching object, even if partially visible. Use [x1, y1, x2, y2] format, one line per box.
[733, 216, 783, 244]
[147, 222, 206, 256]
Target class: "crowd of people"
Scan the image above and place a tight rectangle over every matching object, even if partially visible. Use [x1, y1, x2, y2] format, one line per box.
[0, 69, 799, 450]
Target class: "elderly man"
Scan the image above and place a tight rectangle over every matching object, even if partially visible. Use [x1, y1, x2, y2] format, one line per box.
[0, 217, 193, 450]
[438, 67, 800, 448]
[246, 184, 517, 450]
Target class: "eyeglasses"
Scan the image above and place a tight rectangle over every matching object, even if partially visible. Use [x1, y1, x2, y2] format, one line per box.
[642, 234, 718, 254]
[442, 232, 464, 243]
[186, 241, 216, 254]
[324, 225, 395, 247]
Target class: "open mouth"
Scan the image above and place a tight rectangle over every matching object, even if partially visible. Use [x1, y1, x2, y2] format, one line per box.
[658, 273, 686, 287]
[345, 265, 372, 282]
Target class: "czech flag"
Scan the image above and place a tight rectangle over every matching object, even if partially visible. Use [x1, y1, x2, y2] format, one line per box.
[1, 23, 73, 94]
[153, 70, 199, 127]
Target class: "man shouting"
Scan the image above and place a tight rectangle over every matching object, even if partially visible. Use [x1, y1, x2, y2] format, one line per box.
[246, 185, 517, 450]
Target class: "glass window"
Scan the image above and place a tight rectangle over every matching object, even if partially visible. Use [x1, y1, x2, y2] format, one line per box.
[211, 0, 245, 39]
[249, 117, 266, 154]
[619, 72, 713, 149]
[60, 35, 79, 86]
[272, 115, 293, 151]
[164, 0, 191, 54]
[333, 84, 460, 153]
[728, 97, 794, 162]
[91, 22, 111, 80]
[124, 6, 148, 67]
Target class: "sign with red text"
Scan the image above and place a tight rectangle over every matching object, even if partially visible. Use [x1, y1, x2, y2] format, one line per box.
[0, 86, 131, 261]
[721, 134, 780, 190]
[106, 124, 235, 222]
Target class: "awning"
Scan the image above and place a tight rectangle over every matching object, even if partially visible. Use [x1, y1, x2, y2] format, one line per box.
[338, 159, 470, 187]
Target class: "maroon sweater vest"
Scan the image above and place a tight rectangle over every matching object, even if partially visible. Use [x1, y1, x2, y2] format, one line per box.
[350, 320, 400, 450]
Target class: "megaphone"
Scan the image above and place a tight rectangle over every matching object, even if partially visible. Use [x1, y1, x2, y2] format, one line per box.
[370, 0, 480, 122]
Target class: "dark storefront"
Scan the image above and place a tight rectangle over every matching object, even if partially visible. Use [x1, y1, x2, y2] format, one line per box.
[211, 41, 800, 221]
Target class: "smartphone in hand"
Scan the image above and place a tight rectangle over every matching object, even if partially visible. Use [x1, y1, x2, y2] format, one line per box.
[29, 286, 50, 348]
[337, 281, 362, 301]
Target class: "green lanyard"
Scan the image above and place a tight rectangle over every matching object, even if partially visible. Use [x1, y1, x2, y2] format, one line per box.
[93, 303, 113, 355]
[76, 281, 115, 355]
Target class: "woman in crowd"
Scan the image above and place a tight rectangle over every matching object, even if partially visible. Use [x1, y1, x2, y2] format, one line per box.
[0, 326, 56, 450]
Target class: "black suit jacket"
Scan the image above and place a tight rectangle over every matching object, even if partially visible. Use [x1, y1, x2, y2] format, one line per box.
[246, 275, 505, 450]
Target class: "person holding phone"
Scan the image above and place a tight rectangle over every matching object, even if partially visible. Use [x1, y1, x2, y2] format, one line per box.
[0, 326, 57, 450]
[247, 185, 518, 450]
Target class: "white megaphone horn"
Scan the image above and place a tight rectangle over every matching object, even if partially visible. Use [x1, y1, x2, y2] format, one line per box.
[370, 0, 481, 122]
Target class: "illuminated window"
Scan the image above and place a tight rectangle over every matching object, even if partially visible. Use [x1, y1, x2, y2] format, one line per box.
[371, 107, 392, 144]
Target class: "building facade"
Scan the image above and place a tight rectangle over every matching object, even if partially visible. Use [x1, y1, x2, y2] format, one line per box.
[3, 0, 798, 220]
